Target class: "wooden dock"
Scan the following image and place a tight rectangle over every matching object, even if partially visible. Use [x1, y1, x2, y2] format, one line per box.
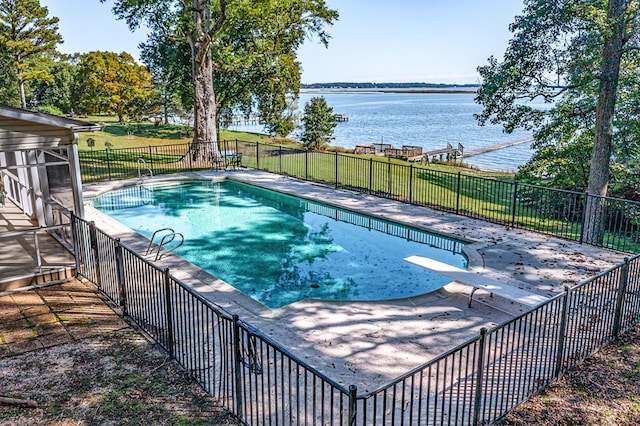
[410, 143, 464, 163]
[462, 137, 533, 158]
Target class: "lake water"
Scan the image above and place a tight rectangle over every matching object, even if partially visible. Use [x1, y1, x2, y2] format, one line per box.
[227, 89, 535, 172]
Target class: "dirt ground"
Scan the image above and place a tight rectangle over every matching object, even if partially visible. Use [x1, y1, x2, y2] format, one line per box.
[0, 282, 239, 425]
[499, 322, 640, 426]
[1, 281, 639, 425]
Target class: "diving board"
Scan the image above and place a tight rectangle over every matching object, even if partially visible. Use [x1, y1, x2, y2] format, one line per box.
[404, 255, 548, 308]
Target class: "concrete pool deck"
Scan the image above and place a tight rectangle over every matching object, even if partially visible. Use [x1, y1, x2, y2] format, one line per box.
[82, 170, 627, 390]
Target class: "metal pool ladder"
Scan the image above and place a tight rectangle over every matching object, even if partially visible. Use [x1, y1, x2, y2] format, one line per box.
[137, 158, 154, 179]
[145, 228, 184, 261]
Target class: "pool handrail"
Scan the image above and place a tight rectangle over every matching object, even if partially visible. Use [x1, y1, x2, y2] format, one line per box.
[145, 227, 184, 260]
[155, 231, 184, 260]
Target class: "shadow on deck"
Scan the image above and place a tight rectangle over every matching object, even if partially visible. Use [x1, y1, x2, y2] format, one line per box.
[0, 199, 75, 293]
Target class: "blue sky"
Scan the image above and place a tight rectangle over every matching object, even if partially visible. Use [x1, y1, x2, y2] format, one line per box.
[41, 0, 525, 84]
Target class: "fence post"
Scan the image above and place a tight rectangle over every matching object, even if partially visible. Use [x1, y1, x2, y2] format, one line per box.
[186, 141, 192, 171]
[369, 158, 373, 194]
[70, 212, 81, 278]
[613, 258, 631, 337]
[256, 142, 260, 170]
[305, 150, 309, 181]
[232, 314, 244, 419]
[409, 164, 413, 204]
[348, 384, 357, 426]
[579, 192, 589, 244]
[555, 286, 571, 378]
[163, 268, 175, 358]
[455, 172, 462, 215]
[335, 151, 339, 188]
[89, 221, 102, 288]
[114, 238, 127, 315]
[279, 145, 283, 175]
[105, 148, 112, 181]
[473, 327, 488, 426]
[387, 157, 391, 195]
[510, 181, 518, 228]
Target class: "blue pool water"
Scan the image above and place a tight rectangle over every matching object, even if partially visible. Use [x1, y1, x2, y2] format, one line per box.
[91, 180, 468, 308]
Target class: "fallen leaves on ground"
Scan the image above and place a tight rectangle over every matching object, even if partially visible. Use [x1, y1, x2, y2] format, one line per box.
[0, 328, 239, 425]
[499, 323, 640, 426]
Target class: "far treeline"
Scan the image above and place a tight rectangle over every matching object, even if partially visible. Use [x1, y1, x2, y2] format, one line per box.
[300, 82, 479, 89]
[1, 0, 640, 244]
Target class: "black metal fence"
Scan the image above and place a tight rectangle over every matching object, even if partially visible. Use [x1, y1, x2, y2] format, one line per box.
[80, 141, 640, 254]
[72, 211, 640, 425]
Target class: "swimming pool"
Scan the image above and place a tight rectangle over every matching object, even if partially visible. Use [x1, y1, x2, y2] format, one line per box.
[91, 179, 468, 308]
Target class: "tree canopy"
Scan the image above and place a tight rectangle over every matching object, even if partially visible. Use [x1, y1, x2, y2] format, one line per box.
[300, 96, 336, 150]
[31, 60, 75, 115]
[106, 0, 338, 158]
[476, 0, 640, 243]
[0, 0, 62, 108]
[73, 51, 156, 123]
[476, 0, 640, 202]
[0, 43, 18, 107]
[139, 31, 193, 125]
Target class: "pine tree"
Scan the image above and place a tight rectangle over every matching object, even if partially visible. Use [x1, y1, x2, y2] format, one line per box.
[0, 0, 62, 108]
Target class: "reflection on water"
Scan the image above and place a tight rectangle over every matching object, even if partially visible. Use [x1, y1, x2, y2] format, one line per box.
[92, 180, 468, 308]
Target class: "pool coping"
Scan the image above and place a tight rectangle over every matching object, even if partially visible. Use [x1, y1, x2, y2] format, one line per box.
[83, 172, 488, 306]
[82, 170, 627, 388]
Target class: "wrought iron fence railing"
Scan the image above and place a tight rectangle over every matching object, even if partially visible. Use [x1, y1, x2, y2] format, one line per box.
[71, 210, 640, 425]
[79, 140, 640, 254]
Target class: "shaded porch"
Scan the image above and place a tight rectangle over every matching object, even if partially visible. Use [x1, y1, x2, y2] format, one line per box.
[0, 105, 98, 291]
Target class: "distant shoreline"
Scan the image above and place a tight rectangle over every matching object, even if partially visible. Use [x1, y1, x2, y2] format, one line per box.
[301, 88, 477, 94]
[301, 82, 479, 88]
[374, 89, 476, 94]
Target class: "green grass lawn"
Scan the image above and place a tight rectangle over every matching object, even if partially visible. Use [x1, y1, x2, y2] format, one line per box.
[77, 116, 639, 253]
[78, 115, 300, 151]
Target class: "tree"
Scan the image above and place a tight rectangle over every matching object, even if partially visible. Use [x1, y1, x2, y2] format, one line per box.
[0, 43, 18, 106]
[220, 0, 335, 138]
[300, 96, 336, 150]
[29, 59, 76, 114]
[106, 0, 337, 159]
[72, 51, 156, 123]
[0, 0, 62, 108]
[476, 0, 640, 243]
[140, 31, 193, 125]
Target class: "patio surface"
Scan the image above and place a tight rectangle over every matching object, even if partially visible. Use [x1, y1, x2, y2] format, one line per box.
[82, 170, 627, 389]
[0, 279, 128, 358]
[0, 199, 75, 290]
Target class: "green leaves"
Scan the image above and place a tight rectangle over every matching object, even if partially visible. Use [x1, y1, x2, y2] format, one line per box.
[300, 96, 336, 150]
[73, 51, 156, 122]
[477, 0, 640, 203]
[0, 0, 63, 108]
[111, 0, 338, 142]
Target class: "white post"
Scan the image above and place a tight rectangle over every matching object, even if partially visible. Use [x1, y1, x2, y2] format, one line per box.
[16, 151, 34, 217]
[68, 133, 85, 218]
[26, 149, 47, 226]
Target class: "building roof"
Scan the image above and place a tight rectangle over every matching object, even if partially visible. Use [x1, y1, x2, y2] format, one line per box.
[0, 104, 100, 151]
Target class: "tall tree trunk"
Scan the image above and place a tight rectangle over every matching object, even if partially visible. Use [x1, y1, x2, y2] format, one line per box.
[18, 79, 26, 109]
[162, 90, 169, 125]
[584, 0, 626, 245]
[187, 0, 221, 163]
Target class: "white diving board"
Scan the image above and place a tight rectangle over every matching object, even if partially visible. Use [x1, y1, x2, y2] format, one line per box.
[404, 255, 548, 308]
